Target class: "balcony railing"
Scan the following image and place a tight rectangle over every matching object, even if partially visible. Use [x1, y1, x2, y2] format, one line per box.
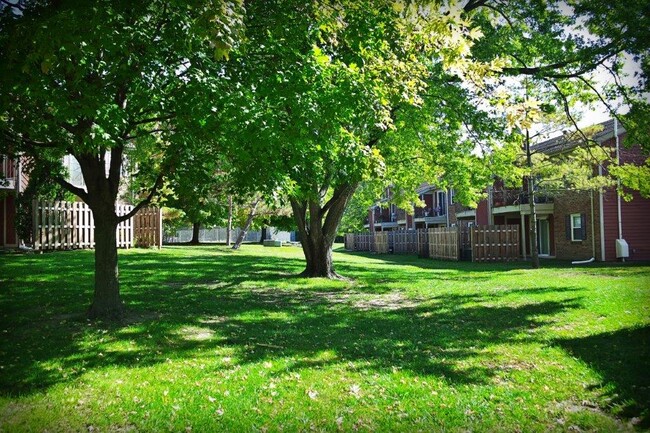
[1, 156, 16, 189]
[414, 207, 446, 218]
[492, 189, 554, 207]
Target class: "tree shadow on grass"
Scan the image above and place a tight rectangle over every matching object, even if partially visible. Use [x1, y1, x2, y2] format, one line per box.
[338, 249, 650, 277]
[0, 250, 583, 398]
[554, 326, 650, 428]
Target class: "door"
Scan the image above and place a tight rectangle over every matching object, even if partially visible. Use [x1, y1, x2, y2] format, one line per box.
[538, 219, 550, 256]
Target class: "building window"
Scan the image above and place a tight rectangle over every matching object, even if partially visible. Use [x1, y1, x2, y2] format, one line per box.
[436, 191, 446, 215]
[569, 213, 585, 241]
[449, 188, 455, 205]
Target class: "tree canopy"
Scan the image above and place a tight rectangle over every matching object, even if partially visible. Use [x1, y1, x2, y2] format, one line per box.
[208, 0, 649, 277]
[2, 0, 649, 315]
[0, 0, 244, 317]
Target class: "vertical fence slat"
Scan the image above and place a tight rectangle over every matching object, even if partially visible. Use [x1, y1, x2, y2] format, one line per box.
[31, 200, 161, 251]
[471, 225, 519, 262]
[344, 223, 519, 263]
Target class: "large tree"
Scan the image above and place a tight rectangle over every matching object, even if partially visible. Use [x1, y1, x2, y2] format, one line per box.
[214, 0, 648, 278]
[0, 0, 243, 318]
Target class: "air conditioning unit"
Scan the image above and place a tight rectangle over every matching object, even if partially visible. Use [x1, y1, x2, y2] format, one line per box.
[616, 239, 629, 258]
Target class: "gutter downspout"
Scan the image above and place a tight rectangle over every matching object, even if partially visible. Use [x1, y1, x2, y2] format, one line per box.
[590, 189, 596, 260]
[615, 118, 625, 262]
[598, 165, 606, 261]
[16, 156, 23, 247]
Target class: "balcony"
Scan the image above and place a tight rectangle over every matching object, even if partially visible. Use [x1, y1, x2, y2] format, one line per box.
[455, 205, 476, 219]
[492, 189, 554, 215]
[413, 206, 447, 225]
[396, 208, 407, 224]
[0, 156, 16, 190]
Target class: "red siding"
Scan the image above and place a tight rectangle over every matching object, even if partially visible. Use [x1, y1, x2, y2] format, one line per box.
[602, 188, 650, 261]
[0, 196, 5, 246]
[6, 195, 16, 245]
[2, 195, 17, 246]
[424, 194, 433, 209]
[599, 140, 650, 261]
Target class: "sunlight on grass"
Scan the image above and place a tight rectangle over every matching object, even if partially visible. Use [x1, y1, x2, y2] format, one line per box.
[1, 245, 649, 432]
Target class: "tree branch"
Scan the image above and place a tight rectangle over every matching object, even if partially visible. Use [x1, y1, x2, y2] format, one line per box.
[502, 42, 622, 79]
[542, 78, 616, 165]
[464, 0, 488, 12]
[54, 176, 90, 203]
[290, 198, 309, 237]
[108, 145, 124, 199]
[117, 172, 165, 223]
[125, 128, 172, 140]
[132, 113, 175, 126]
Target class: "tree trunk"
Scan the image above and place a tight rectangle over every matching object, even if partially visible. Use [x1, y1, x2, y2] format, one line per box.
[528, 176, 540, 269]
[190, 221, 201, 245]
[87, 211, 124, 319]
[232, 198, 259, 250]
[299, 230, 337, 278]
[291, 183, 357, 278]
[226, 195, 233, 246]
[259, 226, 268, 244]
[525, 129, 540, 269]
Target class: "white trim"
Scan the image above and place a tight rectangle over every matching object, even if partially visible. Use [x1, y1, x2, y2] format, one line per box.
[2, 196, 5, 248]
[598, 166, 606, 261]
[615, 119, 624, 261]
[456, 209, 476, 219]
[570, 213, 583, 241]
[520, 213, 527, 258]
[538, 219, 551, 256]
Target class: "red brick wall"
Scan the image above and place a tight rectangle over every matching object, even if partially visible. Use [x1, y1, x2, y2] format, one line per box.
[553, 190, 599, 261]
[476, 199, 489, 225]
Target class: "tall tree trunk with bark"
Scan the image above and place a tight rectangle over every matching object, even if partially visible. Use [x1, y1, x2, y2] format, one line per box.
[88, 209, 124, 319]
[527, 175, 540, 269]
[190, 221, 201, 244]
[259, 226, 268, 244]
[61, 145, 164, 320]
[291, 183, 357, 278]
[525, 129, 540, 269]
[226, 195, 233, 246]
[232, 198, 260, 249]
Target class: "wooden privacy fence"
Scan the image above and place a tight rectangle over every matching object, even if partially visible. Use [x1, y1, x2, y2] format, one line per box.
[428, 227, 459, 260]
[345, 224, 521, 263]
[133, 206, 163, 248]
[470, 225, 519, 262]
[418, 230, 429, 258]
[32, 200, 162, 251]
[389, 230, 419, 254]
[375, 232, 389, 254]
[352, 232, 376, 252]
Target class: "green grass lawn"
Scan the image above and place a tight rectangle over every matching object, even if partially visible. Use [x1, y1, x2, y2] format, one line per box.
[1, 245, 649, 432]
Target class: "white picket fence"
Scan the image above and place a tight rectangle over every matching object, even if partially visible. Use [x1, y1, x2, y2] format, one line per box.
[32, 200, 161, 251]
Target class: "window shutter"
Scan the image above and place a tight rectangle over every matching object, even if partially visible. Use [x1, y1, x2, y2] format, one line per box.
[581, 213, 587, 240]
[565, 215, 571, 240]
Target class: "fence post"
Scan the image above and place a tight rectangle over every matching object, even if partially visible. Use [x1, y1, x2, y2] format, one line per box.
[157, 207, 163, 249]
[32, 199, 39, 251]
